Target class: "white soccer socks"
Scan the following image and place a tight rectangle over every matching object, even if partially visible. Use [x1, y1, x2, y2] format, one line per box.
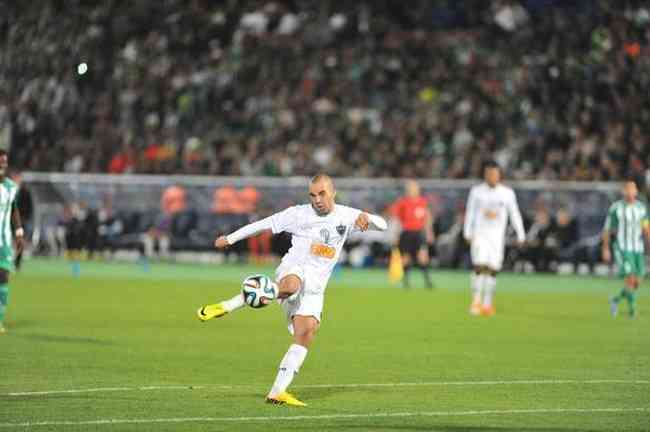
[221, 293, 245, 312]
[268, 344, 308, 397]
[483, 276, 496, 307]
[471, 273, 483, 306]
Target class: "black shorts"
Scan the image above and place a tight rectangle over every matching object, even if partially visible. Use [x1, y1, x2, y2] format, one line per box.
[399, 230, 425, 258]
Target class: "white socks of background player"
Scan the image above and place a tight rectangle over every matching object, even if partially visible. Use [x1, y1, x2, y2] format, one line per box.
[268, 344, 308, 397]
[471, 273, 483, 305]
[482, 276, 496, 307]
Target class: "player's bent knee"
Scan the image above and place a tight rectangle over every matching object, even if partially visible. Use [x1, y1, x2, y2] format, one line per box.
[278, 274, 302, 298]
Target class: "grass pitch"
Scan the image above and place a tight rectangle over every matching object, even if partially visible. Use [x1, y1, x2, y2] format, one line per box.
[1, 258, 648, 431]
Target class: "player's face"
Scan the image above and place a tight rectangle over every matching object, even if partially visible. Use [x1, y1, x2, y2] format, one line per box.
[309, 179, 336, 216]
[622, 181, 638, 202]
[484, 167, 501, 187]
[405, 180, 420, 197]
[0, 154, 7, 177]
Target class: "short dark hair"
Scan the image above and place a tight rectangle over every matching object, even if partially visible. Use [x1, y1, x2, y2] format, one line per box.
[483, 160, 500, 171]
[623, 177, 638, 188]
[0, 149, 7, 157]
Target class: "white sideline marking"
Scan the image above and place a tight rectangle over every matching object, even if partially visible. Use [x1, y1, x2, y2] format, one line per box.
[3, 379, 649, 397]
[0, 407, 647, 428]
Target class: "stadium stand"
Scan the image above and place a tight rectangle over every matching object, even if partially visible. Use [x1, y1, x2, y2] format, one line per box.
[2, 0, 649, 184]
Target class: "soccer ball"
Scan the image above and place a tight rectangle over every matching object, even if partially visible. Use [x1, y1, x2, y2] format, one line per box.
[242, 274, 277, 308]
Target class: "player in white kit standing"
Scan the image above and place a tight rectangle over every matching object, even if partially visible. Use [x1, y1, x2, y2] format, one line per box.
[463, 161, 525, 316]
[197, 174, 387, 406]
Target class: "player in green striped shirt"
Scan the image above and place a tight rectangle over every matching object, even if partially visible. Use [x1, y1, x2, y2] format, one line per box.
[602, 179, 650, 318]
[0, 149, 25, 333]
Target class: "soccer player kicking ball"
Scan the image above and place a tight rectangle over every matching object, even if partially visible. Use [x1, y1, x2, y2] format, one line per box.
[463, 161, 525, 316]
[0, 150, 25, 334]
[197, 174, 387, 406]
[602, 179, 650, 318]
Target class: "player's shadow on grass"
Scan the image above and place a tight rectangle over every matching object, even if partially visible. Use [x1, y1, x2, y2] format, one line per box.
[16, 333, 114, 346]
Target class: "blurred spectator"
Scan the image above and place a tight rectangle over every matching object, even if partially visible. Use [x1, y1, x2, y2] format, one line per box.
[522, 205, 554, 272]
[3, 1, 649, 181]
[97, 194, 124, 254]
[546, 207, 580, 268]
[211, 185, 241, 214]
[142, 184, 186, 259]
[436, 205, 470, 269]
[108, 143, 136, 174]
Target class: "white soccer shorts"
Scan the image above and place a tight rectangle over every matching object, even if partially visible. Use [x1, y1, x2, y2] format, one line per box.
[275, 262, 324, 335]
[470, 235, 504, 271]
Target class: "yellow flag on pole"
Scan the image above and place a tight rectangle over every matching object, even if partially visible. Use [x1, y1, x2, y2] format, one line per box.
[388, 248, 404, 283]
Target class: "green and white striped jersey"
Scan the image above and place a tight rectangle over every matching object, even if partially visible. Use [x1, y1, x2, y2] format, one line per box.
[603, 200, 648, 253]
[0, 177, 18, 256]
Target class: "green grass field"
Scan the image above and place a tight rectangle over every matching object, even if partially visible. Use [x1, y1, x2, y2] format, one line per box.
[1, 258, 649, 431]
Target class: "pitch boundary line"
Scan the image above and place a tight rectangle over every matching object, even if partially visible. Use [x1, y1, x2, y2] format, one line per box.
[3, 379, 649, 397]
[0, 407, 647, 428]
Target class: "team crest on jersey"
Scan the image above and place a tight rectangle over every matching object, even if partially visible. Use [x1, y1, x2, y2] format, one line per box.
[320, 228, 331, 245]
[336, 224, 346, 236]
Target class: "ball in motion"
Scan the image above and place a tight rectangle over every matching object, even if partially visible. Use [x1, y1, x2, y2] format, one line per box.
[242, 274, 277, 308]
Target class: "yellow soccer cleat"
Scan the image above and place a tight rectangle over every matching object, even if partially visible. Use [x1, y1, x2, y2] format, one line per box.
[266, 392, 307, 407]
[197, 303, 228, 321]
[469, 302, 482, 316]
[0, 325, 5, 334]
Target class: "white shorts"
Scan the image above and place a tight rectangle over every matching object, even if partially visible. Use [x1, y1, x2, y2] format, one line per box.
[470, 235, 504, 271]
[275, 262, 325, 335]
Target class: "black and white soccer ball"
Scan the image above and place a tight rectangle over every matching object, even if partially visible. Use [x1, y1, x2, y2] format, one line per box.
[242, 274, 277, 308]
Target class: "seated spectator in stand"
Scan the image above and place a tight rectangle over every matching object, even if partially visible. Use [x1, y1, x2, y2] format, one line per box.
[546, 207, 591, 273]
[436, 204, 470, 269]
[522, 206, 554, 272]
[142, 185, 186, 259]
[60, 203, 84, 276]
[239, 186, 272, 264]
[97, 194, 124, 254]
[108, 143, 136, 174]
[211, 185, 240, 214]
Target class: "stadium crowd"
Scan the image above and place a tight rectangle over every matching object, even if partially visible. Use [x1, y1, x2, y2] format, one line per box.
[2, 0, 650, 184]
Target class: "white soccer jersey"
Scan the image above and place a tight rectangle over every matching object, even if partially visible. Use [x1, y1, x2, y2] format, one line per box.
[270, 204, 362, 289]
[227, 204, 386, 294]
[463, 182, 525, 244]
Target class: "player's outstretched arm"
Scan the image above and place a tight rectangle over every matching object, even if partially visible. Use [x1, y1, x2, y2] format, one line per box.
[601, 205, 616, 263]
[463, 188, 476, 243]
[214, 217, 274, 249]
[601, 229, 611, 263]
[355, 213, 388, 232]
[508, 193, 526, 246]
[215, 206, 298, 249]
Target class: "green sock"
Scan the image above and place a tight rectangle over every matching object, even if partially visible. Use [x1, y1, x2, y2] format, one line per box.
[627, 291, 637, 317]
[0, 283, 8, 324]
